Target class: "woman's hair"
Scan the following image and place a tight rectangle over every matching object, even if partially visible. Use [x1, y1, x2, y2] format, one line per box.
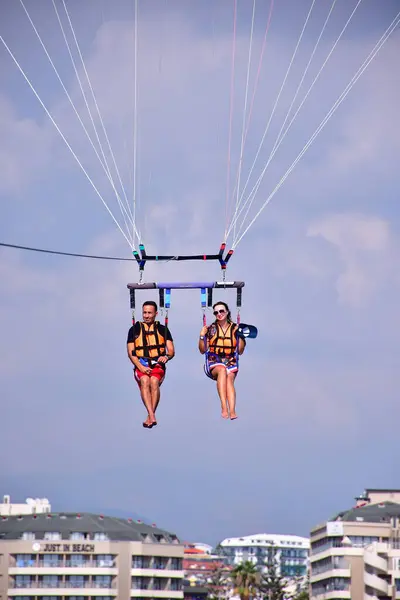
[213, 301, 232, 323]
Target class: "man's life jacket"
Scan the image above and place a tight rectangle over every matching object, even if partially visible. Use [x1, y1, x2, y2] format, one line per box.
[207, 322, 237, 357]
[133, 321, 167, 363]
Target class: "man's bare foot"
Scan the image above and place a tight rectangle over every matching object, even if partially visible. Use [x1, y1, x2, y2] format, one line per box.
[221, 410, 229, 419]
[230, 412, 238, 420]
[143, 415, 155, 428]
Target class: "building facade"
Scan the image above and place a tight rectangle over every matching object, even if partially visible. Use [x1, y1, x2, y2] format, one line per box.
[0, 512, 184, 600]
[0, 496, 51, 517]
[217, 533, 309, 579]
[310, 488, 400, 599]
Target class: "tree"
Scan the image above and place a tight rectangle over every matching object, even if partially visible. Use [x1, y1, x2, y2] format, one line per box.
[260, 550, 287, 600]
[205, 564, 232, 600]
[289, 571, 310, 600]
[230, 560, 261, 600]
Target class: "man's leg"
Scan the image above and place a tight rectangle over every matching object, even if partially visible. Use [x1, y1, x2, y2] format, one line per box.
[227, 371, 238, 419]
[135, 371, 156, 426]
[150, 376, 162, 420]
[211, 366, 229, 418]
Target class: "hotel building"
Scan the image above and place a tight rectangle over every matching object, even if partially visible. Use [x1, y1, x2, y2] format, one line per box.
[0, 511, 184, 600]
[217, 532, 309, 579]
[310, 488, 400, 599]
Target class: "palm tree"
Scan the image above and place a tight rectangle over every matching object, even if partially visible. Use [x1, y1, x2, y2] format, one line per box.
[230, 560, 261, 600]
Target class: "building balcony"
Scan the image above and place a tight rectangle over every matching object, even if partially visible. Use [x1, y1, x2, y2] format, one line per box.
[131, 568, 183, 578]
[311, 591, 351, 599]
[131, 591, 183, 598]
[363, 571, 389, 595]
[364, 548, 388, 572]
[9, 566, 118, 576]
[311, 568, 351, 584]
[8, 587, 116, 596]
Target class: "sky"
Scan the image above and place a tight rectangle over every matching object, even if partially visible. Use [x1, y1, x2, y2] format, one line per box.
[1, 0, 400, 547]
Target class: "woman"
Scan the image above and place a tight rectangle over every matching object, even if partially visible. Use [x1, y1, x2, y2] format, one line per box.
[198, 301, 246, 420]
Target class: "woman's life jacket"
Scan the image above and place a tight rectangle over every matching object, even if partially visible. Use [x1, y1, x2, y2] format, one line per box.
[207, 322, 237, 357]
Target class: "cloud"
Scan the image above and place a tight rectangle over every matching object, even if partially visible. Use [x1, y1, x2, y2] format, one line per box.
[0, 95, 52, 194]
[307, 212, 393, 307]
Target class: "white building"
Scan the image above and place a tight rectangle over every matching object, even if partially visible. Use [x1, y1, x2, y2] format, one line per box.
[218, 532, 310, 580]
[0, 495, 51, 516]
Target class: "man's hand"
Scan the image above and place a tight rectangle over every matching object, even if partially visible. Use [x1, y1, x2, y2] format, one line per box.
[157, 356, 168, 364]
[139, 364, 152, 375]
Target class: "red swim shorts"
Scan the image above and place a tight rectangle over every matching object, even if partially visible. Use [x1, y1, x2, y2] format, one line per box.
[134, 364, 165, 387]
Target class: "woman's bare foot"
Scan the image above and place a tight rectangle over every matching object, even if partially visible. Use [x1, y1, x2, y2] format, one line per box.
[230, 412, 238, 420]
[221, 410, 229, 419]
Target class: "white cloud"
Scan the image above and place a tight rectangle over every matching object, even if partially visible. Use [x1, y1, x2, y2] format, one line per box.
[307, 212, 393, 307]
[0, 95, 52, 194]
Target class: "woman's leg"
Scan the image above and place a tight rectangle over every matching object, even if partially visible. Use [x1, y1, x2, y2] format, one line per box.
[211, 366, 229, 418]
[227, 371, 238, 419]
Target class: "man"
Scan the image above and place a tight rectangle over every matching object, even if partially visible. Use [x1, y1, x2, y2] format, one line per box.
[127, 300, 175, 428]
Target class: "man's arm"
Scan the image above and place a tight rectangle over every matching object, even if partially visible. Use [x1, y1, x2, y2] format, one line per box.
[126, 326, 151, 374]
[127, 341, 150, 373]
[157, 327, 175, 364]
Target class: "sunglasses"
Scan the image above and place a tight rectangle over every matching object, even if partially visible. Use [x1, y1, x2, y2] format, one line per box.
[213, 309, 227, 316]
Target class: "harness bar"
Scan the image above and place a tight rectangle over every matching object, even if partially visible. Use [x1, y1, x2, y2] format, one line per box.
[127, 281, 245, 290]
[133, 243, 234, 271]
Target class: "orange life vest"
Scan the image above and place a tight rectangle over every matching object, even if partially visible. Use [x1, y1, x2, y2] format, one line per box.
[134, 321, 166, 360]
[207, 322, 237, 356]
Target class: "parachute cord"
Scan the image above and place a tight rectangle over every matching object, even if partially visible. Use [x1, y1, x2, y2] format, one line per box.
[59, 0, 141, 244]
[234, 0, 344, 240]
[269, 0, 338, 154]
[227, 0, 275, 226]
[18, 0, 135, 247]
[241, 0, 275, 149]
[224, 0, 238, 243]
[226, 0, 318, 240]
[232, 9, 400, 250]
[232, 0, 256, 244]
[0, 34, 133, 249]
[133, 0, 139, 245]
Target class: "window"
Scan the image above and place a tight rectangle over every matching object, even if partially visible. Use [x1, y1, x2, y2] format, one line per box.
[171, 578, 182, 590]
[70, 532, 85, 540]
[153, 556, 168, 569]
[43, 532, 61, 541]
[94, 575, 111, 588]
[93, 532, 109, 541]
[41, 575, 59, 588]
[40, 554, 62, 567]
[21, 532, 35, 540]
[16, 554, 35, 567]
[66, 575, 85, 588]
[96, 554, 114, 567]
[132, 556, 151, 568]
[171, 558, 182, 570]
[15, 575, 31, 588]
[132, 576, 150, 589]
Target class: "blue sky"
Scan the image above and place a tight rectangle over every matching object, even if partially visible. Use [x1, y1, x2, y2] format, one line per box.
[1, 0, 400, 546]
